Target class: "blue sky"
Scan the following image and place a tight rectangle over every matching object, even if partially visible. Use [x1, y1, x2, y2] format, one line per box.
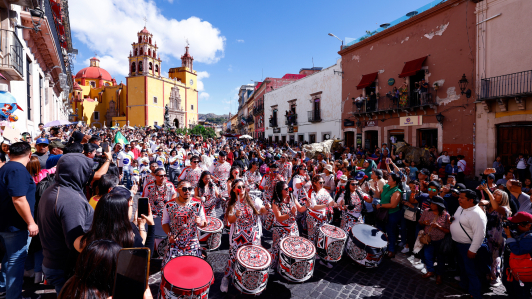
[70, 0, 432, 115]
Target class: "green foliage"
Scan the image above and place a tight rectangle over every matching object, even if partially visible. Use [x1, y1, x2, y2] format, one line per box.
[188, 125, 216, 139]
[205, 117, 226, 125]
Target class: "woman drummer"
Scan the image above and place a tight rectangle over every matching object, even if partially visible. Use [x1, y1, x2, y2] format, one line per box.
[337, 177, 371, 234]
[306, 175, 337, 268]
[195, 171, 220, 217]
[220, 179, 270, 293]
[270, 181, 307, 270]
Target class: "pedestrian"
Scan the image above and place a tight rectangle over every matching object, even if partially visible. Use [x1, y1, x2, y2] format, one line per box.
[32, 138, 50, 169]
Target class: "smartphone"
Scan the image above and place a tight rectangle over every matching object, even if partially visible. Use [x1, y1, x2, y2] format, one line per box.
[138, 197, 149, 217]
[480, 179, 486, 185]
[102, 142, 110, 153]
[415, 185, 419, 191]
[112, 248, 150, 299]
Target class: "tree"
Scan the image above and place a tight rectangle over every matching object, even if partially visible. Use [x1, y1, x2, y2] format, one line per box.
[189, 125, 216, 139]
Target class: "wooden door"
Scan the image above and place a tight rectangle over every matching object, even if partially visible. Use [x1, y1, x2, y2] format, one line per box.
[498, 126, 532, 167]
[344, 131, 354, 148]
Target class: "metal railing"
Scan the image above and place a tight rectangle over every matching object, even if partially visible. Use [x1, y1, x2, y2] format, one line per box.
[247, 116, 254, 124]
[480, 70, 532, 100]
[353, 92, 434, 114]
[269, 119, 278, 127]
[308, 109, 322, 122]
[285, 114, 297, 126]
[0, 29, 24, 77]
[253, 103, 264, 116]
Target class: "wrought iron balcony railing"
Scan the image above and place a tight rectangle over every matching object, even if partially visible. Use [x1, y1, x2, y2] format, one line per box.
[480, 70, 532, 100]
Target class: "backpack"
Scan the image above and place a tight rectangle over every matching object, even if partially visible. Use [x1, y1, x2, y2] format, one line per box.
[508, 253, 532, 283]
[36, 173, 54, 201]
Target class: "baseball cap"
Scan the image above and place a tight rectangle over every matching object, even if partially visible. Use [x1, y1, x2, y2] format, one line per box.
[354, 171, 366, 181]
[508, 212, 532, 224]
[451, 183, 466, 193]
[49, 139, 65, 149]
[420, 168, 430, 176]
[36, 138, 49, 145]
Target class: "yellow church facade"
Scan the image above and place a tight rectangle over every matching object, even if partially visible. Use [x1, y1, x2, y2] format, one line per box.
[70, 27, 198, 128]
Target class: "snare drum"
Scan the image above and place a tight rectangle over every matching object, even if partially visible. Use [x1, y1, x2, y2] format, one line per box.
[198, 217, 223, 251]
[345, 223, 388, 268]
[316, 224, 347, 262]
[159, 255, 214, 299]
[233, 245, 271, 295]
[278, 236, 316, 282]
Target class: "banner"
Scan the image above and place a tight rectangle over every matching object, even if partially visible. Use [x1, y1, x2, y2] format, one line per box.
[400, 116, 423, 126]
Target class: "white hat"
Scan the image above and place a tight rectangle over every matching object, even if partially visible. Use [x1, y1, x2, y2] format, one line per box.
[324, 164, 333, 173]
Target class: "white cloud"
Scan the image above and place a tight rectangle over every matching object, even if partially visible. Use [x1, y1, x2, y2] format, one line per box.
[228, 65, 233, 72]
[196, 71, 210, 92]
[237, 39, 244, 43]
[70, 0, 225, 76]
[199, 92, 210, 100]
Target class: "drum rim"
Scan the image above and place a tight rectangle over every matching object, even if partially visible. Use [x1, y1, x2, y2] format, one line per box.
[319, 224, 347, 240]
[199, 216, 224, 233]
[161, 256, 214, 293]
[236, 245, 272, 270]
[350, 224, 388, 249]
[280, 236, 316, 259]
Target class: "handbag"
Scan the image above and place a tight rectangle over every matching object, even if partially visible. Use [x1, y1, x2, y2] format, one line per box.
[419, 219, 434, 245]
[404, 209, 417, 221]
[376, 207, 389, 223]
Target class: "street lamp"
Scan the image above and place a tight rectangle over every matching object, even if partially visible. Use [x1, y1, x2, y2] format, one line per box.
[436, 113, 444, 125]
[459, 74, 469, 95]
[328, 33, 344, 49]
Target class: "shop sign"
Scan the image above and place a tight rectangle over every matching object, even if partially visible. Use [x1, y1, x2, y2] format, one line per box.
[293, 126, 298, 133]
[388, 78, 395, 86]
[273, 128, 281, 133]
[400, 116, 423, 126]
[366, 120, 377, 127]
[344, 120, 355, 127]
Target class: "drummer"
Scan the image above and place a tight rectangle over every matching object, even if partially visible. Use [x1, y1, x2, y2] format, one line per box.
[306, 175, 337, 268]
[244, 161, 262, 191]
[259, 163, 285, 202]
[142, 167, 177, 217]
[161, 180, 207, 266]
[292, 165, 312, 231]
[177, 155, 203, 188]
[221, 179, 270, 293]
[195, 171, 220, 217]
[209, 150, 231, 196]
[270, 181, 306, 271]
[337, 175, 372, 234]
[226, 166, 242, 197]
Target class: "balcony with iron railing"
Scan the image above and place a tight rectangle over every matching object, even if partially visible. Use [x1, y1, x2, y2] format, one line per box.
[285, 114, 297, 126]
[479, 70, 532, 101]
[308, 109, 322, 122]
[253, 103, 264, 116]
[352, 92, 435, 115]
[0, 29, 24, 81]
[247, 115, 254, 124]
[269, 118, 278, 127]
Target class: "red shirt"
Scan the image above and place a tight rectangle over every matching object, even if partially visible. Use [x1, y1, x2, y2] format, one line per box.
[227, 151, 234, 165]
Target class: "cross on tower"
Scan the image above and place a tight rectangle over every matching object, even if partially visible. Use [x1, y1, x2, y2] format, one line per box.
[143, 16, 147, 27]
[94, 52, 97, 57]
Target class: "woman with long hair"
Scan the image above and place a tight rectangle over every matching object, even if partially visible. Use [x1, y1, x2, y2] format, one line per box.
[59, 240, 123, 299]
[226, 165, 242, 193]
[244, 160, 262, 191]
[195, 171, 220, 217]
[168, 149, 180, 184]
[221, 179, 269, 293]
[337, 178, 371, 233]
[26, 156, 56, 184]
[306, 175, 337, 268]
[270, 181, 306, 270]
[375, 171, 403, 258]
[88, 174, 119, 210]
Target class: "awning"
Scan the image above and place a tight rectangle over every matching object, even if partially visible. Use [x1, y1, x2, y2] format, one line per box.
[356, 72, 378, 90]
[399, 56, 427, 78]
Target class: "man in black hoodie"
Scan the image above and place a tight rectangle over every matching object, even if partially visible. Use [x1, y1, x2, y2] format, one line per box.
[37, 153, 95, 294]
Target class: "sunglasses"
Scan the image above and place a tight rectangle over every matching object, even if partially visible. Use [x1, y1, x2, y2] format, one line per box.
[428, 188, 438, 192]
[155, 174, 166, 177]
[273, 171, 279, 174]
[283, 187, 290, 191]
[350, 182, 357, 186]
[192, 160, 200, 163]
[235, 186, 244, 190]
[180, 187, 194, 192]
[300, 168, 307, 171]
[315, 181, 325, 184]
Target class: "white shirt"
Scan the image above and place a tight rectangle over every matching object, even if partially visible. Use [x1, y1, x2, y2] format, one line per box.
[458, 159, 467, 173]
[450, 205, 487, 253]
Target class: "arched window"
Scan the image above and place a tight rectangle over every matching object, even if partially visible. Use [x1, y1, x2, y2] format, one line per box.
[131, 62, 136, 73]
[149, 37, 152, 44]
[155, 64, 159, 73]
[149, 62, 153, 71]
[138, 36, 141, 43]
[153, 51, 156, 58]
[134, 48, 137, 56]
[148, 49, 151, 57]
[138, 61, 143, 72]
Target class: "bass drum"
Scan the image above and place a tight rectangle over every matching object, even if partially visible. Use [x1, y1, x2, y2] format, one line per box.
[278, 236, 316, 282]
[233, 245, 271, 295]
[315, 224, 347, 262]
[345, 223, 388, 268]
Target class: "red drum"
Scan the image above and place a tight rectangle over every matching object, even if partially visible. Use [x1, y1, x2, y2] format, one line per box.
[233, 245, 271, 295]
[278, 236, 316, 282]
[346, 223, 388, 268]
[316, 224, 347, 262]
[159, 256, 214, 299]
[198, 217, 223, 251]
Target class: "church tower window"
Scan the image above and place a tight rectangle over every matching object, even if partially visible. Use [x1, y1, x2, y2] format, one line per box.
[149, 37, 152, 44]
[153, 51, 156, 58]
[138, 61, 143, 72]
[134, 48, 137, 56]
[149, 62, 153, 71]
[131, 62, 136, 73]
[138, 36, 142, 43]
[148, 49, 151, 57]
[155, 64, 159, 73]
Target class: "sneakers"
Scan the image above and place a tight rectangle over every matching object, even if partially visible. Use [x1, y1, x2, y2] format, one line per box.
[34, 272, 44, 284]
[421, 268, 427, 274]
[411, 258, 421, 265]
[491, 277, 502, 287]
[414, 263, 425, 270]
[220, 277, 229, 293]
[401, 247, 409, 254]
[407, 255, 415, 262]
[320, 260, 334, 269]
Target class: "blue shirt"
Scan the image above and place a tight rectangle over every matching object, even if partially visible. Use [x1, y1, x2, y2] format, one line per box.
[0, 161, 36, 232]
[46, 154, 63, 169]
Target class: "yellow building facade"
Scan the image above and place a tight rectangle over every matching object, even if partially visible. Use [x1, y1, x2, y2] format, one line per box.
[70, 26, 198, 128]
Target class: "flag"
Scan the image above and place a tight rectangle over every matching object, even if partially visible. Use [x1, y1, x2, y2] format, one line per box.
[114, 131, 129, 145]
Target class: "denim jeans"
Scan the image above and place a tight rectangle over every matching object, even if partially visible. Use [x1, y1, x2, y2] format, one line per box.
[455, 242, 482, 299]
[42, 265, 66, 295]
[168, 168, 179, 185]
[424, 239, 445, 275]
[123, 169, 132, 189]
[24, 249, 43, 273]
[384, 211, 402, 253]
[0, 230, 31, 299]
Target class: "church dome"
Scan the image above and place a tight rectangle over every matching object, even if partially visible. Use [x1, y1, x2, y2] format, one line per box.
[75, 57, 113, 81]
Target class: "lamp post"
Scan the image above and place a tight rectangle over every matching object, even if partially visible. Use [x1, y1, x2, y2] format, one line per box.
[328, 33, 344, 50]
[459, 74, 469, 95]
[436, 113, 444, 127]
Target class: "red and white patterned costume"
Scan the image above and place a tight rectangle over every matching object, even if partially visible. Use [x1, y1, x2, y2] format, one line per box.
[142, 181, 177, 217]
[209, 161, 231, 196]
[177, 166, 203, 188]
[259, 173, 284, 230]
[198, 184, 219, 217]
[271, 199, 299, 269]
[161, 200, 206, 266]
[224, 197, 264, 278]
[276, 161, 293, 182]
[306, 188, 333, 243]
[337, 189, 369, 234]
[244, 170, 262, 191]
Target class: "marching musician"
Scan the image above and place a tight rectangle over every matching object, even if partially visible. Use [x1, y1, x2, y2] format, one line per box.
[270, 181, 306, 271]
[177, 155, 203, 188]
[276, 153, 293, 182]
[220, 179, 269, 293]
[260, 163, 286, 202]
[209, 150, 231, 196]
[226, 166, 242, 197]
[142, 168, 177, 217]
[195, 171, 220, 217]
[337, 176, 372, 234]
[244, 161, 262, 191]
[161, 180, 207, 266]
[292, 165, 312, 230]
[306, 175, 337, 268]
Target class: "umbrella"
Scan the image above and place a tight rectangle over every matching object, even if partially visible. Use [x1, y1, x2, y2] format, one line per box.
[44, 120, 71, 127]
[239, 135, 253, 139]
[154, 125, 161, 129]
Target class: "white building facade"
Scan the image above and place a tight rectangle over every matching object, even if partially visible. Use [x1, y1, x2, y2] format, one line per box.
[265, 59, 342, 144]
